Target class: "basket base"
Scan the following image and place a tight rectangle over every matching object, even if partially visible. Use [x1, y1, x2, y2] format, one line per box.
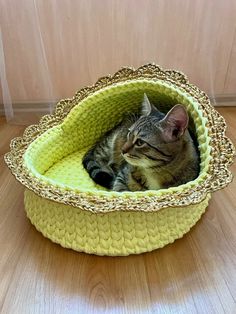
[24, 189, 210, 256]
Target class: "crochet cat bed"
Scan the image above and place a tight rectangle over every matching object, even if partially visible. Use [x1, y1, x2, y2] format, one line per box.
[5, 64, 235, 256]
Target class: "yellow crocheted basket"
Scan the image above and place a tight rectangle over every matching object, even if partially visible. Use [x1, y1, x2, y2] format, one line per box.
[5, 64, 235, 256]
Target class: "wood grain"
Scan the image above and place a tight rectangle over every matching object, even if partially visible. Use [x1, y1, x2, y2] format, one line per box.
[0, 108, 236, 313]
[224, 28, 236, 94]
[0, 0, 236, 105]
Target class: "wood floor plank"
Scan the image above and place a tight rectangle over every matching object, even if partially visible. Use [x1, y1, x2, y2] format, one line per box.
[0, 108, 236, 314]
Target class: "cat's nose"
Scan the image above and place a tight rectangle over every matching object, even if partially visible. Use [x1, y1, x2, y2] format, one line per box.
[122, 143, 131, 154]
[121, 147, 127, 154]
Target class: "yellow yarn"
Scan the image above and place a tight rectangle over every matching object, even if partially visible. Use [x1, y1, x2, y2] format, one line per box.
[24, 80, 211, 198]
[25, 189, 211, 256]
[21, 78, 213, 255]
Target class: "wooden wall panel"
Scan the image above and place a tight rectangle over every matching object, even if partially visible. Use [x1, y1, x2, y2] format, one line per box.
[224, 28, 236, 94]
[0, 0, 236, 103]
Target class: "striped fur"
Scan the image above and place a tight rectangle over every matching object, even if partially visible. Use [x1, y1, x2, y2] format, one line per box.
[82, 94, 199, 192]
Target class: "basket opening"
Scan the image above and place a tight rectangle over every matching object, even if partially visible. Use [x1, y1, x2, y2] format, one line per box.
[24, 79, 211, 194]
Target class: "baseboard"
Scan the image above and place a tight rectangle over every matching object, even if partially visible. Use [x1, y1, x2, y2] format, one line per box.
[209, 95, 236, 106]
[0, 95, 236, 116]
[0, 101, 55, 115]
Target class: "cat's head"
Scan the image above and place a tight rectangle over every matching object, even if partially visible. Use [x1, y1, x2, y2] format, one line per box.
[122, 94, 189, 168]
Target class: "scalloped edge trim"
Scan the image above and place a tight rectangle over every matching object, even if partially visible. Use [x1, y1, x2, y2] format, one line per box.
[4, 63, 235, 213]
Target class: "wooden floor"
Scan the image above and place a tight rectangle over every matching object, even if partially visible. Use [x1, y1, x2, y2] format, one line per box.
[0, 108, 236, 314]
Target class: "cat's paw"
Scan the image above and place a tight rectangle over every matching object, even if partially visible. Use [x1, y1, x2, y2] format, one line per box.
[112, 180, 129, 192]
[91, 169, 114, 189]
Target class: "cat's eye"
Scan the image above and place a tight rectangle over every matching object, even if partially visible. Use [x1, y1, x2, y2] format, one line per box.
[135, 139, 145, 146]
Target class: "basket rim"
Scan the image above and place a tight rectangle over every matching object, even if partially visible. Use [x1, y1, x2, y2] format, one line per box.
[4, 63, 235, 213]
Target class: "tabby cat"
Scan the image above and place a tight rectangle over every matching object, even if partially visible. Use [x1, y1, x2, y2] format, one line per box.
[82, 94, 199, 191]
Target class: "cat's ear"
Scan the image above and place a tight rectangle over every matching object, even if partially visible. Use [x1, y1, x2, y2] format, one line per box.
[141, 93, 163, 118]
[141, 93, 154, 116]
[160, 105, 189, 142]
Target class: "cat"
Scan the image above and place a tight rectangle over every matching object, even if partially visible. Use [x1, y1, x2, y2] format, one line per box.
[82, 94, 199, 192]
